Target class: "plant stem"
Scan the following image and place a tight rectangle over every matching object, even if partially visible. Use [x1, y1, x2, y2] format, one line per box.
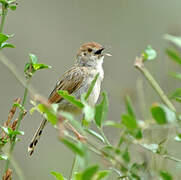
[4, 78, 30, 172]
[135, 141, 181, 164]
[69, 155, 79, 180]
[0, 4, 8, 33]
[134, 57, 176, 112]
[100, 128, 111, 146]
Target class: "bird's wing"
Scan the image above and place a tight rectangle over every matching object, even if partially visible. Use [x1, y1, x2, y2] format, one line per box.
[48, 66, 85, 103]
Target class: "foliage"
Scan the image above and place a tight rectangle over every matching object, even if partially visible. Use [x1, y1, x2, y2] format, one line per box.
[1, 1, 181, 180]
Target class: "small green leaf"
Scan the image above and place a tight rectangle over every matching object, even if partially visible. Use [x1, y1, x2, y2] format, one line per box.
[122, 147, 130, 163]
[10, 130, 24, 136]
[164, 34, 181, 48]
[103, 120, 122, 129]
[13, 103, 24, 112]
[131, 129, 142, 139]
[151, 104, 176, 124]
[0, 154, 8, 160]
[33, 63, 51, 71]
[0, 33, 9, 44]
[166, 49, 181, 66]
[169, 72, 181, 81]
[95, 170, 110, 180]
[29, 53, 38, 64]
[1, 126, 9, 135]
[82, 165, 99, 180]
[10, 5, 16, 11]
[174, 134, 181, 142]
[170, 88, 181, 102]
[38, 104, 57, 125]
[84, 129, 105, 143]
[85, 73, 99, 100]
[125, 95, 136, 118]
[83, 103, 95, 124]
[142, 143, 158, 153]
[142, 45, 157, 61]
[58, 90, 84, 109]
[121, 114, 137, 130]
[1, 42, 15, 49]
[94, 92, 108, 127]
[51, 171, 66, 180]
[160, 170, 172, 180]
[61, 139, 85, 157]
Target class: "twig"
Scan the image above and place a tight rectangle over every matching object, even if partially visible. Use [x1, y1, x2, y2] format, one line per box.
[134, 56, 177, 169]
[134, 57, 176, 112]
[99, 128, 111, 146]
[135, 141, 181, 164]
[4, 79, 30, 172]
[0, 4, 8, 33]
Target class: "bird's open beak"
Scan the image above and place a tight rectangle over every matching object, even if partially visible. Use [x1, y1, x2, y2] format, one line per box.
[95, 48, 105, 55]
[103, 53, 112, 57]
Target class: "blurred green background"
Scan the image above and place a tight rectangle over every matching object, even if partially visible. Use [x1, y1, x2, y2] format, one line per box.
[1, 0, 181, 179]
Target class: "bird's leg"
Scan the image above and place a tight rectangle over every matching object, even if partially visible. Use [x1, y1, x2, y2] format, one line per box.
[65, 123, 86, 142]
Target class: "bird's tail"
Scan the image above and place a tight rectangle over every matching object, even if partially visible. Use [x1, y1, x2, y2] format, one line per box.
[28, 119, 47, 156]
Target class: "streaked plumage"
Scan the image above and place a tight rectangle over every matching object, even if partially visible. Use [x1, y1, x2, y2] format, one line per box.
[28, 42, 106, 155]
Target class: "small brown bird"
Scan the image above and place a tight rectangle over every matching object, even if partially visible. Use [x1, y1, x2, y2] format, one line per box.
[28, 42, 111, 155]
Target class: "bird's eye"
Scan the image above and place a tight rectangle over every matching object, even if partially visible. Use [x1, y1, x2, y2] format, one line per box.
[88, 48, 92, 53]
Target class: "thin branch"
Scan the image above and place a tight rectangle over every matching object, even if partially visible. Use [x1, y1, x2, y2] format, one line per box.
[99, 128, 111, 146]
[4, 79, 30, 172]
[134, 57, 176, 112]
[0, 4, 8, 33]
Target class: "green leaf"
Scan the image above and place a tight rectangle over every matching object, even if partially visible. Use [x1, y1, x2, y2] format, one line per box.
[83, 103, 95, 124]
[51, 171, 66, 180]
[121, 114, 142, 139]
[58, 90, 84, 109]
[1, 42, 15, 49]
[170, 88, 181, 102]
[0, 33, 9, 44]
[94, 92, 109, 127]
[103, 120, 122, 129]
[160, 170, 172, 180]
[121, 114, 137, 130]
[1, 126, 9, 135]
[85, 73, 99, 100]
[169, 72, 181, 81]
[0, 154, 8, 160]
[142, 143, 158, 153]
[10, 5, 16, 11]
[13, 103, 24, 112]
[131, 129, 142, 139]
[125, 95, 136, 118]
[95, 170, 110, 180]
[122, 147, 130, 163]
[10, 129, 24, 136]
[174, 134, 181, 142]
[164, 34, 181, 48]
[29, 53, 38, 64]
[82, 165, 99, 180]
[0, 126, 24, 139]
[61, 139, 85, 157]
[166, 49, 181, 66]
[84, 129, 105, 143]
[33, 63, 51, 71]
[142, 45, 157, 61]
[151, 104, 176, 124]
[38, 104, 57, 125]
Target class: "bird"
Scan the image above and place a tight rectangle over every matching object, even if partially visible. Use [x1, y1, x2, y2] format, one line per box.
[28, 42, 111, 155]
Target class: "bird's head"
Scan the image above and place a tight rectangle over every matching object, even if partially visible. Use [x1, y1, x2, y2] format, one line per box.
[76, 42, 107, 67]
